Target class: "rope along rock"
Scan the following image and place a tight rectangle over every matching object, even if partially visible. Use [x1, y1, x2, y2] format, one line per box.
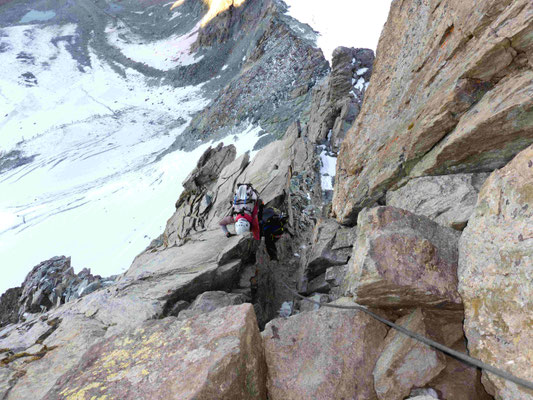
[266, 263, 533, 391]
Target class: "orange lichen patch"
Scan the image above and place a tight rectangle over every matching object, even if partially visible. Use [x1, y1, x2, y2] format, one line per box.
[170, 0, 246, 26]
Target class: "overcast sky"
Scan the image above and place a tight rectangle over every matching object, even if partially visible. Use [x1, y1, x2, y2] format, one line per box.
[285, 0, 393, 61]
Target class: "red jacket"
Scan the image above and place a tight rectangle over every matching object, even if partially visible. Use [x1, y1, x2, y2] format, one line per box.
[235, 205, 260, 240]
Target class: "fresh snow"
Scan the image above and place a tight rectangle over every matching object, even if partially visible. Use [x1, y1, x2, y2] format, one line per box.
[319, 145, 337, 191]
[356, 67, 369, 75]
[354, 77, 366, 91]
[0, 23, 263, 295]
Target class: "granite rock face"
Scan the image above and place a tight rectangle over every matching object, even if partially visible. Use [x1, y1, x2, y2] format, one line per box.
[333, 0, 533, 224]
[386, 173, 490, 230]
[459, 144, 533, 399]
[262, 307, 387, 400]
[43, 304, 267, 400]
[373, 308, 446, 400]
[343, 206, 462, 310]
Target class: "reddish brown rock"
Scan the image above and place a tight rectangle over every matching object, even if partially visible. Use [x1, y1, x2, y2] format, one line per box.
[343, 206, 462, 310]
[43, 304, 266, 400]
[374, 309, 446, 400]
[262, 307, 387, 400]
[428, 339, 492, 400]
[333, 0, 533, 224]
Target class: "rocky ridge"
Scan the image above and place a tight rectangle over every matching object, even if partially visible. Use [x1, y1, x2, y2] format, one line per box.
[1, 0, 532, 399]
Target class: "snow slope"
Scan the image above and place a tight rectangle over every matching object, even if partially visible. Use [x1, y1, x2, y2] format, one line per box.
[0, 21, 262, 295]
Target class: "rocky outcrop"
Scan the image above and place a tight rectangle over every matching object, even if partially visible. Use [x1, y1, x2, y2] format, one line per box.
[306, 47, 374, 151]
[163, 143, 238, 245]
[165, 0, 329, 152]
[0, 287, 21, 328]
[43, 304, 266, 400]
[373, 309, 446, 400]
[459, 144, 533, 399]
[0, 256, 114, 326]
[333, 0, 533, 224]
[262, 307, 387, 400]
[386, 173, 490, 230]
[343, 206, 462, 310]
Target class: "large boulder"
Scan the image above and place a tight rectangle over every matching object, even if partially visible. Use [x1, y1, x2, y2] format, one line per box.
[43, 304, 266, 400]
[386, 173, 489, 230]
[373, 308, 446, 400]
[459, 144, 533, 399]
[262, 307, 387, 400]
[333, 0, 533, 224]
[343, 206, 462, 310]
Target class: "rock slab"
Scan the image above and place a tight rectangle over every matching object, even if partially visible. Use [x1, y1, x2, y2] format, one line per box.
[386, 173, 489, 230]
[373, 308, 446, 400]
[43, 304, 267, 400]
[262, 307, 387, 400]
[459, 145, 533, 399]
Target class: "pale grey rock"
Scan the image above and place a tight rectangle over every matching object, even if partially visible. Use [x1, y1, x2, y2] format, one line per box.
[304, 219, 353, 281]
[0, 316, 54, 353]
[182, 142, 236, 192]
[459, 145, 533, 399]
[302, 273, 329, 295]
[373, 309, 446, 400]
[299, 293, 329, 312]
[386, 173, 490, 230]
[4, 314, 107, 400]
[325, 264, 347, 287]
[177, 291, 247, 320]
[343, 206, 462, 309]
[306, 47, 374, 148]
[0, 366, 19, 399]
[407, 388, 440, 399]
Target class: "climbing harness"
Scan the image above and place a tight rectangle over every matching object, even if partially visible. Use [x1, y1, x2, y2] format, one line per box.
[265, 263, 533, 391]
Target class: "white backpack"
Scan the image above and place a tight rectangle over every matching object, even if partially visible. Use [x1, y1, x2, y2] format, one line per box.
[233, 183, 258, 215]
